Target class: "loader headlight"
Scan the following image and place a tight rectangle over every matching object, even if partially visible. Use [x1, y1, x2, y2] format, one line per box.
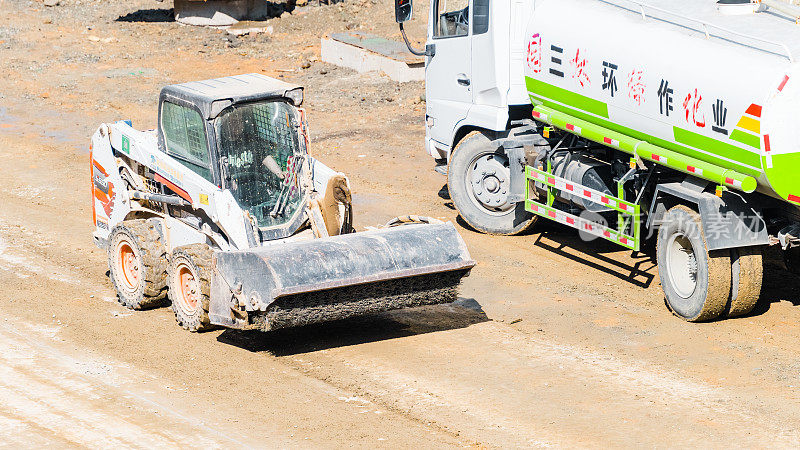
[285, 88, 304, 106]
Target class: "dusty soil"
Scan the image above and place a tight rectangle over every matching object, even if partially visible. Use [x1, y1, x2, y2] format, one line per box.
[2, 0, 800, 447]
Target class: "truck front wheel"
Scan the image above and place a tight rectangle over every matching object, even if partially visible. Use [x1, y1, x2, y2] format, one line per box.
[657, 205, 731, 322]
[448, 131, 537, 236]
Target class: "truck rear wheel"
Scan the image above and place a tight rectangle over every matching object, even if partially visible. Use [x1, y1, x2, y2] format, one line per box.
[726, 246, 763, 318]
[657, 205, 731, 322]
[107, 220, 168, 310]
[448, 131, 537, 235]
[168, 244, 215, 332]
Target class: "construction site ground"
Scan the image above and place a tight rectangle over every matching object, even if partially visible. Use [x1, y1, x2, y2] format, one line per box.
[2, 0, 800, 447]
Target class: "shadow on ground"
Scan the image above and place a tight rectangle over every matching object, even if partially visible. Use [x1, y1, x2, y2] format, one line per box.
[217, 298, 488, 356]
[116, 9, 175, 23]
[532, 230, 658, 289]
[441, 179, 658, 288]
[748, 258, 800, 317]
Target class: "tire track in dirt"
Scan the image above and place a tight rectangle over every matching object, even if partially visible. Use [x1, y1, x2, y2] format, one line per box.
[1, 132, 799, 447]
[0, 322, 251, 449]
[0, 161, 469, 447]
[274, 318, 800, 447]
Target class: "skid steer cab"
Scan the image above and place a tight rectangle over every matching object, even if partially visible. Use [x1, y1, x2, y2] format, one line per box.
[90, 74, 475, 333]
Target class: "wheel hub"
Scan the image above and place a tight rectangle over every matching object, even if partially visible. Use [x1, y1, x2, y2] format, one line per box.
[116, 241, 141, 292]
[666, 234, 699, 299]
[469, 154, 512, 213]
[177, 265, 200, 313]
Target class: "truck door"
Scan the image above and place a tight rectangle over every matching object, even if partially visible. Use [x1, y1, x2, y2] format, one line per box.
[425, 0, 472, 151]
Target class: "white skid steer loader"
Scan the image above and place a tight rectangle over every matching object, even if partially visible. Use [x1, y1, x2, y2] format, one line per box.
[90, 74, 475, 332]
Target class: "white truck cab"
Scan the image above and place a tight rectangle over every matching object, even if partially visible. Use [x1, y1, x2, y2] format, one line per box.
[411, 0, 533, 163]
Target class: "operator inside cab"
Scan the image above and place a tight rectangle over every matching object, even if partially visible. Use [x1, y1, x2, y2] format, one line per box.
[216, 100, 301, 228]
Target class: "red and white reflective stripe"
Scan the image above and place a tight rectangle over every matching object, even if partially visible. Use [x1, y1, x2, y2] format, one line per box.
[725, 177, 743, 189]
[532, 111, 549, 121]
[530, 169, 633, 211]
[532, 204, 613, 241]
[603, 137, 620, 148]
[687, 165, 704, 176]
[565, 123, 582, 134]
[572, 183, 617, 208]
[778, 75, 790, 93]
[764, 134, 773, 169]
[552, 178, 576, 192]
[651, 153, 668, 164]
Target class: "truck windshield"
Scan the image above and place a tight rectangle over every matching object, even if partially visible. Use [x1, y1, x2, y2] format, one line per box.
[215, 100, 304, 229]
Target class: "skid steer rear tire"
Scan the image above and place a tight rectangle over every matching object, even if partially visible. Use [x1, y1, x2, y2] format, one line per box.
[168, 244, 215, 332]
[657, 205, 731, 322]
[107, 219, 168, 310]
[726, 246, 763, 318]
[448, 131, 537, 236]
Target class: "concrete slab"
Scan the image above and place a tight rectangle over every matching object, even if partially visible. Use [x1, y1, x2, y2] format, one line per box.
[173, 0, 273, 26]
[226, 20, 274, 36]
[321, 32, 425, 83]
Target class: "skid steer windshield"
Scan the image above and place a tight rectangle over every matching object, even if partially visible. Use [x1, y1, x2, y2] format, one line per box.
[216, 100, 304, 229]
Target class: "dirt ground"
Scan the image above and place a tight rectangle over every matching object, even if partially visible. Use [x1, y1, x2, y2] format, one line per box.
[2, 0, 800, 447]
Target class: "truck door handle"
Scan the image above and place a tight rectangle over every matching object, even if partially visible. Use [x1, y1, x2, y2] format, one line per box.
[457, 74, 471, 86]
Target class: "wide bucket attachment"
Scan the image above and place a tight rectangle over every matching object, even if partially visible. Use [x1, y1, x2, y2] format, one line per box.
[209, 222, 475, 331]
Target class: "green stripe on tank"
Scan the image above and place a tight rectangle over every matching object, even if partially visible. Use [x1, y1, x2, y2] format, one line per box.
[729, 129, 762, 150]
[673, 127, 761, 168]
[529, 94, 762, 176]
[525, 77, 609, 118]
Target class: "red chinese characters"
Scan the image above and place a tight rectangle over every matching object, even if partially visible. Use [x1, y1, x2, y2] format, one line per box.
[627, 69, 645, 106]
[527, 33, 542, 73]
[571, 49, 590, 88]
[683, 89, 706, 128]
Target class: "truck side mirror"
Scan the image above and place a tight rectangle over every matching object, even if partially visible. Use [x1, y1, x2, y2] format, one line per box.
[395, 0, 413, 23]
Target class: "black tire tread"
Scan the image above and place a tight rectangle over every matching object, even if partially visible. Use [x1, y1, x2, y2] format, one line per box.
[167, 244, 215, 332]
[107, 219, 168, 310]
[727, 246, 763, 318]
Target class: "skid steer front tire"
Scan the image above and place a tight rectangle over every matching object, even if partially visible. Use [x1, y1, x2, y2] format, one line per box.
[448, 131, 537, 236]
[168, 244, 215, 332]
[657, 205, 731, 322]
[107, 220, 168, 310]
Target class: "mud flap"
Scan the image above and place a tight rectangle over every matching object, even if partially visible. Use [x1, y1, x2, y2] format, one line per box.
[209, 222, 475, 330]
